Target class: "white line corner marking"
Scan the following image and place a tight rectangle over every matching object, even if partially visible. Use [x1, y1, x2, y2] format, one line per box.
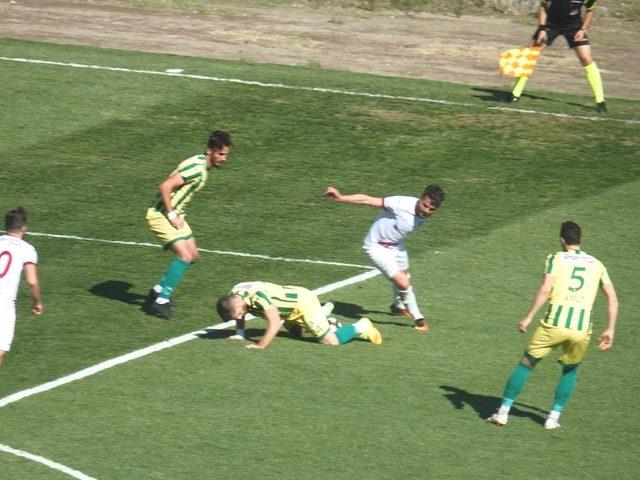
[0, 268, 380, 409]
[1, 57, 638, 125]
[0, 443, 98, 480]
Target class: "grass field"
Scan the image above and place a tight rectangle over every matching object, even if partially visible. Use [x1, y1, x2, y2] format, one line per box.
[1, 36, 639, 479]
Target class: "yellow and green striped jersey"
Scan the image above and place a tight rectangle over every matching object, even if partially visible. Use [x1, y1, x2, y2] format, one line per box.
[541, 248, 611, 333]
[231, 282, 301, 319]
[151, 155, 210, 214]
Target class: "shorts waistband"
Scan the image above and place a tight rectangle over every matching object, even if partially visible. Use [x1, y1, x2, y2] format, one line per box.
[377, 241, 399, 247]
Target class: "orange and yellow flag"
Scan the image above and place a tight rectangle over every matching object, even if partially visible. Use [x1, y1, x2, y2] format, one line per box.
[499, 47, 541, 78]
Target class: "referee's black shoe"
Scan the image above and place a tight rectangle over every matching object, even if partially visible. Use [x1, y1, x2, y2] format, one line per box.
[596, 102, 608, 113]
[151, 301, 176, 320]
[508, 94, 520, 104]
[147, 288, 177, 306]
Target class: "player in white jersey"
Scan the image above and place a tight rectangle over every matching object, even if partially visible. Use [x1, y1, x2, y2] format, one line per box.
[0, 208, 43, 366]
[324, 185, 445, 331]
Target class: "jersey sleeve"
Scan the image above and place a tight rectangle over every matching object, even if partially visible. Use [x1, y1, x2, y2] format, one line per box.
[176, 161, 204, 183]
[383, 196, 410, 214]
[251, 290, 274, 313]
[23, 244, 38, 266]
[585, 0, 597, 11]
[600, 266, 612, 285]
[544, 253, 556, 274]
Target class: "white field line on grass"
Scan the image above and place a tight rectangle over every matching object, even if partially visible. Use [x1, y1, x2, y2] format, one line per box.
[1, 56, 639, 125]
[17, 230, 374, 270]
[0, 268, 381, 409]
[0, 443, 98, 480]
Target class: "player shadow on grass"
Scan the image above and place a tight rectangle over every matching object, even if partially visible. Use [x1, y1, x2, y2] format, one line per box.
[471, 87, 594, 111]
[440, 385, 546, 426]
[196, 327, 317, 343]
[88, 280, 147, 306]
[331, 301, 407, 327]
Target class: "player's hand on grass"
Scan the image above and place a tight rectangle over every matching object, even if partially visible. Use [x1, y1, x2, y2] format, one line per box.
[324, 187, 341, 200]
[246, 343, 264, 349]
[598, 329, 614, 351]
[32, 302, 43, 315]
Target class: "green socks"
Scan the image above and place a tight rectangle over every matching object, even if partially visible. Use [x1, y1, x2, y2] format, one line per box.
[512, 76, 528, 98]
[502, 362, 534, 407]
[335, 324, 358, 344]
[552, 364, 580, 412]
[158, 258, 191, 300]
[584, 62, 605, 103]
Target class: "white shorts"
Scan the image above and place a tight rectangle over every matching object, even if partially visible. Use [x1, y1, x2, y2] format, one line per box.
[0, 301, 16, 352]
[364, 244, 409, 278]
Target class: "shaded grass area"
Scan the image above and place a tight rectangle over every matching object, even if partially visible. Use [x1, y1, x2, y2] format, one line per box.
[0, 39, 638, 479]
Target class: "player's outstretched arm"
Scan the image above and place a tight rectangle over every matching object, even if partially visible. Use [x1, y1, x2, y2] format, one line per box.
[598, 282, 618, 351]
[324, 187, 383, 207]
[247, 306, 281, 349]
[23, 264, 43, 315]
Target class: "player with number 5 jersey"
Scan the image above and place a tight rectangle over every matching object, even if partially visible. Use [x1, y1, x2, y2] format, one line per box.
[488, 221, 618, 429]
[0, 207, 43, 366]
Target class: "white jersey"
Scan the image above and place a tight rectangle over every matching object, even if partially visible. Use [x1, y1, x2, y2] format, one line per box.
[0, 235, 38, 303]
[363, 196, 430, 248]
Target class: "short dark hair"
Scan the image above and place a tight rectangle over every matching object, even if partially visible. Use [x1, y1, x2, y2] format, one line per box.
[560, 221, 581, 245]
[5, 207, 27, 232]
[216, 295, 236, 321]
[208, 131, 233, 150]
[422, 185, 445, 206]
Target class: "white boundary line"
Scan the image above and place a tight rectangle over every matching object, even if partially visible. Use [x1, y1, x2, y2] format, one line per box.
[1, 56, 639, 125]
[0, 443, 97, 480]
[0, 268, 381, 409]
[13, 230, 373, 270]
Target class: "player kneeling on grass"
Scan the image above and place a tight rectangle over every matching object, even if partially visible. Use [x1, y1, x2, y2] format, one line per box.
[216, 281, 382, 349]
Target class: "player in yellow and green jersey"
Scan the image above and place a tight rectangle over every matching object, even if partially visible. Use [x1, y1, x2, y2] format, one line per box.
[216, 281, 382, 349]
[488, 221, 618, 429]
[146, 131, 233, 320]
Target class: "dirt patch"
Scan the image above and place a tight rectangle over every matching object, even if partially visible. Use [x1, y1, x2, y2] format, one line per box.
[1, 0, 638, 100]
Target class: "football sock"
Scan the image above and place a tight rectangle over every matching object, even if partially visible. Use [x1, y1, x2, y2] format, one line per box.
[398, 286, 424, 320]
[321, 302, 334, 317]
[335, 324, 358, 344]
[157, 258, 191, 300]
[502, 362, 533, 406]
[551, 364, 579, 412]
[585, 62, 605, 103]
[512, 76, 528, 98]
[391, 284, 403, 308]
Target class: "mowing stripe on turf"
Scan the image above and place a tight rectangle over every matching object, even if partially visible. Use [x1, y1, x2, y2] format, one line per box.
[0, 443, 97, 480]
[1, 56, 638, 125]
[0, 230, 374, 270]
[0, 268, 381, 409]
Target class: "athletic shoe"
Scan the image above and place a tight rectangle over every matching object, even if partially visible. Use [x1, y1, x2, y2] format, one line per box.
[509, 94, 520, 103]
[487, 412, 508, 426]
[544, 418, 561, 430]
[147, 289, 177, 306]
[151, 301, 175, 320]
[390, 305, 413, 318]
[413, 319, 430, 332]
[357, 318, 383, 345]
[596, 101, 608, 112]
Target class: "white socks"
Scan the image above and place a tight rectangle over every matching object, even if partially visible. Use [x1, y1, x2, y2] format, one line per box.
[398, 286, 424, 319]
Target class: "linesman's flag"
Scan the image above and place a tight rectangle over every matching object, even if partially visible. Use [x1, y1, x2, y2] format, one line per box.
[499, 47, 541, 78]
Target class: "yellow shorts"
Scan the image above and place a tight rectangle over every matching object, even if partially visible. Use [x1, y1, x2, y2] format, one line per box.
[146, 208, 193, 249]
[527, 323, 591, 365]
[282, 287, 330, 339]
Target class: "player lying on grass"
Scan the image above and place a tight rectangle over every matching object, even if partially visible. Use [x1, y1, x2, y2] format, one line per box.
[324, 184, 444, 332]
[488, 221, 618, 429]
[216, 281, 382, 349]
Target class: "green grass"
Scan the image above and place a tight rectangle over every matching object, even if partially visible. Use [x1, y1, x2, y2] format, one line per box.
[0, 37, 639, 479]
